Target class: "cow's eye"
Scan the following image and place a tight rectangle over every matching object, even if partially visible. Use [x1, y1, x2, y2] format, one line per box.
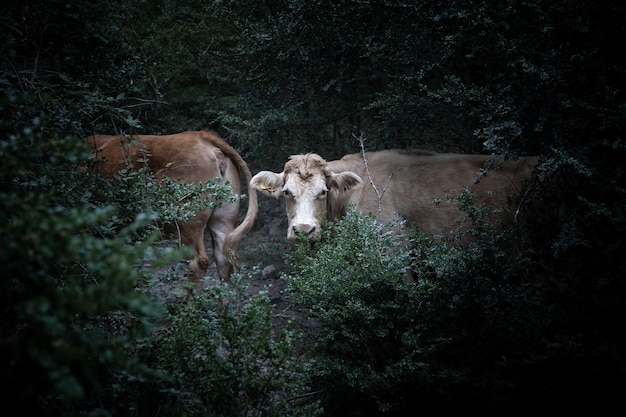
[283, 189, 292, 198]
[317, 190, 327, 199]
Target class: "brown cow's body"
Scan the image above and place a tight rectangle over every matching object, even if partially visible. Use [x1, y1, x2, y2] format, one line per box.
[87, 130, 258, 289]
[250, 149, 538, 241]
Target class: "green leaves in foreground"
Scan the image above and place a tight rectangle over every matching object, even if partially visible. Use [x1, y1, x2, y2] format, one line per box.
[144, 275, 321, 417]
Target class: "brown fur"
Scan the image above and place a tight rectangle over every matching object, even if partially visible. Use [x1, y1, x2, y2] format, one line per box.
[326, 150, 539, 237]
[87, 130, 258, 291]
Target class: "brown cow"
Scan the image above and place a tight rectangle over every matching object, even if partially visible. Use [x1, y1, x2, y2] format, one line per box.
[87, 130, 258, 290]
[250, 150, 539, 242]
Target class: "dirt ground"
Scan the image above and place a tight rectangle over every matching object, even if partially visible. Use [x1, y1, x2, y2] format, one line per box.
[235, 195, 296, 323]
[145, 193, 298, 326]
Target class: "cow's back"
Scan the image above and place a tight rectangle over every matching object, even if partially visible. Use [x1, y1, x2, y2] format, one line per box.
[87, 131, 226, 182]
[328, 150, 538, 237]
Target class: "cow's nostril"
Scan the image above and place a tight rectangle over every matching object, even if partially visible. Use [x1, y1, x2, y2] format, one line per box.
[294, 223, 316, 238]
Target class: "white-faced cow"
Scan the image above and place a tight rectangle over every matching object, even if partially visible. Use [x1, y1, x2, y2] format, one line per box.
[250, 150, 539, 243]
[87, 130, 258, 290]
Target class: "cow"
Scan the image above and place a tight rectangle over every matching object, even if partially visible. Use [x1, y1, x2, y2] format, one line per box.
[86, 130, 258, 290]
[250, 150, 539, 244]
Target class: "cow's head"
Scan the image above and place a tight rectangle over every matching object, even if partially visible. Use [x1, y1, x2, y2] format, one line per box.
[250, 153, 363, 240]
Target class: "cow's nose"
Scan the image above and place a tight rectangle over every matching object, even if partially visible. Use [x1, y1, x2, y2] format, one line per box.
[293, 223, 317, 239]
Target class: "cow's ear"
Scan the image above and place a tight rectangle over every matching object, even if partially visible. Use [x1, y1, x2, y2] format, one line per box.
[328, 171, 363, 193]
[250, 171, 285, 198]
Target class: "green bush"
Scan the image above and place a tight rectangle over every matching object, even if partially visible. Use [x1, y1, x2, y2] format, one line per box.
[0, 124, 165, 415]
[138, 273, 321, 417]
[1, 75, 319, 415]
[283, 206, 626, 415]
[284, 210, 425, 415]
[0, 101, 242, 414]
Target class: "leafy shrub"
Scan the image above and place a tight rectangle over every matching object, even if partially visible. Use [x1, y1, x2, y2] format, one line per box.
[282, 205, 626, 416]
[0, 124, 166, 415]
[0, 119, 301, 415]
[137, 273, 321, 417]
[284, 210, 426, 415]
[0, 98, 241, 414]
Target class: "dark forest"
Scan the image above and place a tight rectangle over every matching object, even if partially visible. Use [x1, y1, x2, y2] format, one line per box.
[1, 1, 625, 415]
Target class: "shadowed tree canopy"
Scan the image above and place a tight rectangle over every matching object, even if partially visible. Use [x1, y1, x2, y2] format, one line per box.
[1, 0, 625, 415]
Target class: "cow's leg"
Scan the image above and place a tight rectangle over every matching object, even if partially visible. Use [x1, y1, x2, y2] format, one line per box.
[207, 215, 236, 284]
[178, 210, 211, 293]
[207, 198, 239, 284]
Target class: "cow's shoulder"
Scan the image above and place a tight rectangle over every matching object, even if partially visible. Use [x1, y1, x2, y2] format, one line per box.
[327, 154, 361, 173]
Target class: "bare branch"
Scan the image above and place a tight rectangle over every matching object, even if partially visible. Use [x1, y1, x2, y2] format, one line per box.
[354, 132, 392, 220]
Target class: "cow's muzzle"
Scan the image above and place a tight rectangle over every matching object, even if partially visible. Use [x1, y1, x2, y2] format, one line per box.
[291, 223, 317, 240]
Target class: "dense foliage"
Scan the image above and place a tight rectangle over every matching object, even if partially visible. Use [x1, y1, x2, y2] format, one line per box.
[1, 0, 625, 415]
[285, 208, 625, 415]
[137, 276, 319, 417]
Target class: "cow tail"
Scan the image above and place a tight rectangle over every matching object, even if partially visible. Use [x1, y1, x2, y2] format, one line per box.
[201, 131, 259, 268]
